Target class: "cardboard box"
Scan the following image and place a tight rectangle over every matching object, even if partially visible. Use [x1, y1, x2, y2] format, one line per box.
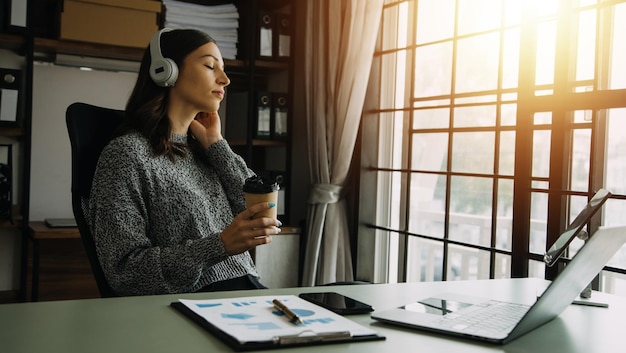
[60, 0, 162, 48]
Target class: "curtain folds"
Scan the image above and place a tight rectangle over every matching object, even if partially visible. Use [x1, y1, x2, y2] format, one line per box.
[301, 0, 384, 286]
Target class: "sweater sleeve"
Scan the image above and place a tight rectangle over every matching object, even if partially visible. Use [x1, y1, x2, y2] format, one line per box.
[205, 139, 255, 215]
[88, 140, 229, 296]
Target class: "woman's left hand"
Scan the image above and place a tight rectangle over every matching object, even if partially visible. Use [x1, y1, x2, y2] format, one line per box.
[189, 111, 223, 149]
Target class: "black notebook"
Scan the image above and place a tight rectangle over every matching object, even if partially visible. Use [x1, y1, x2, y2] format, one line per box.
[44, 218, 77, 228]
[171, 294, 384, 351]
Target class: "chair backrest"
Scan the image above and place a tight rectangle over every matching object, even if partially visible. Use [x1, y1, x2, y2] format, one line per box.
[66, 102, 124, 298]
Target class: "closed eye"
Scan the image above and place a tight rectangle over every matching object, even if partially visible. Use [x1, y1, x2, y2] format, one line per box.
[205, 65, 215, 70]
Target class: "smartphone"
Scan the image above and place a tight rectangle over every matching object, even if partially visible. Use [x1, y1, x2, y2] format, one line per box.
[299, 292, 374, 315]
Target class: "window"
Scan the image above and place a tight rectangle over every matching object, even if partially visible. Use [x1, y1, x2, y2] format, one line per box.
[358, 0, 626, 296]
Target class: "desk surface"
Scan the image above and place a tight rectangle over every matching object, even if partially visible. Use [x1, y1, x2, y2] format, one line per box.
[28, 221, 79, 239]
[1, 278, 624, 353]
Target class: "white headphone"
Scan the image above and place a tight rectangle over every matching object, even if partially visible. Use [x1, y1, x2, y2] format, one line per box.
[149, 28, 178, 87]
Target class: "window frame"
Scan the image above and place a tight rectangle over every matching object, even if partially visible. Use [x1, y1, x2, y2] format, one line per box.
[357, 0, 626, 290]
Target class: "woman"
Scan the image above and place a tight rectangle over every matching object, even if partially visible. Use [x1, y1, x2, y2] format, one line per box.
[88, 28, 281, 296]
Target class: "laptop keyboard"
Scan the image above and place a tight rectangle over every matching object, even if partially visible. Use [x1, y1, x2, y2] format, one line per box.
[431, 301, 529, 336]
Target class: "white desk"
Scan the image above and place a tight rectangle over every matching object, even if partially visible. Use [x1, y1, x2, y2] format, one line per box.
[0, 278, 624, 353]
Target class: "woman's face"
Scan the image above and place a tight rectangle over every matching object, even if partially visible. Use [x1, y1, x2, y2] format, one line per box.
[169, 42, 231, 114]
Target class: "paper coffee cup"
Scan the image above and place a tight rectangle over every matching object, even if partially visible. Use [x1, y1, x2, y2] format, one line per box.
[243, 176, 281, 219]
[245, 191, 279, 219]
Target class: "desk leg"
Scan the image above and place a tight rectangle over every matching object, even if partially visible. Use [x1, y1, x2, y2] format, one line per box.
[32, 239, 39, 302]
[19, 232, 28, 302]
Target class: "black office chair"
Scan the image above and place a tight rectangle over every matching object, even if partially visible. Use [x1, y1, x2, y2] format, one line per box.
[66, 102, 124, 298]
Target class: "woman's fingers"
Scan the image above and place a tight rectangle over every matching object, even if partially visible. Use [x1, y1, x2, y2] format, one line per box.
[220, 206, 281, 255]
[241, 202, 271, 217]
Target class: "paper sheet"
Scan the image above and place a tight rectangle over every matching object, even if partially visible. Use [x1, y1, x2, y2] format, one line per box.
[179, 295, 377, 344]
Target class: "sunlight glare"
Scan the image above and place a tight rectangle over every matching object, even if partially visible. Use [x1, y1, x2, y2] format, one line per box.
[503, 0, 523, 26]
[457, 0, 502, 35]
[397, 2, 408, 48]
[576, 10, 596, 81]
[415, 0, 454, 44]
[535, 21, 556, 86]
[610, 3, 626, 89]
[524, 0, 559, 18]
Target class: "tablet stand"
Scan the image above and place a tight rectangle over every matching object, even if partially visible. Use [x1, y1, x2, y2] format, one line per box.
[555, 229, 609, 308]
[543, 189, 612, 308]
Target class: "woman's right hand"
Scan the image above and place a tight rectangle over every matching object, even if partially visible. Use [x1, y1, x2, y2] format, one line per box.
[220, 202, 281, 255]
[189, 112, 223, 149]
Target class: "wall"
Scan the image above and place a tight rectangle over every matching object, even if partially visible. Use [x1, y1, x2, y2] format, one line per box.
[0, 60, 136, 291]
[29, 63, 137, 221]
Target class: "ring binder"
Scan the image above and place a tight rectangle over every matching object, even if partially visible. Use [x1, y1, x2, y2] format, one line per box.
[275, 13, 290, 59]
[0, 144, 12, 223]
[258, 12, 274, 59]
[4, 0, 27, 32]
[0, 68, 22, 127]
[272, 93, 288, 139]
[256, 92, 271, 138]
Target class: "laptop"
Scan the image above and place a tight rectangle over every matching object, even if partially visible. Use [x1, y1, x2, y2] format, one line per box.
[372, 189, 626, 344]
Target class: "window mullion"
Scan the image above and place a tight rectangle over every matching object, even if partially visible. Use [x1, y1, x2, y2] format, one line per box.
[511, 1, 539, 278]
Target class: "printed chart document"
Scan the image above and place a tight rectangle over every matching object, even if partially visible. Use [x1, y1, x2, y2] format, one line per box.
[172, 295, 384, 351]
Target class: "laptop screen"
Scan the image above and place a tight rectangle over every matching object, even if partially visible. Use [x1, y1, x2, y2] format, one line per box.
[543, 189, 611, 267]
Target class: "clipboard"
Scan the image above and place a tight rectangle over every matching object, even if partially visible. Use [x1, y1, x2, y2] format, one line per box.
[170, 295, 384, 351]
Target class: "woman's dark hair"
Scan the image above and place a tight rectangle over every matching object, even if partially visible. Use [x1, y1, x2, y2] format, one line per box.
[123, 29, 216, 160]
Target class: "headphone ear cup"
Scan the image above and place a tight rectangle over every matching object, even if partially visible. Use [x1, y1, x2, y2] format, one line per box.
[148, 28, 178, 87]
[150, 57, 178, 87]
[164, 58, 179, 86]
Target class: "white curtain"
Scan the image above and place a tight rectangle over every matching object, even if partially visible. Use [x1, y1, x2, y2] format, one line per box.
[301, 0, 384, 286]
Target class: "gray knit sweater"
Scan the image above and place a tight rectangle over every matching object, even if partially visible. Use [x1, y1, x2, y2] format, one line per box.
[88, 132, 259, 296]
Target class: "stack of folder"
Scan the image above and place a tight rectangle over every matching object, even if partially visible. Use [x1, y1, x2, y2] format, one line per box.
[162, 0, 239, 60]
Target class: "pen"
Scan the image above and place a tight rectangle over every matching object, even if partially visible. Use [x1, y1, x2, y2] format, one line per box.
[272, 299, 304, 325]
